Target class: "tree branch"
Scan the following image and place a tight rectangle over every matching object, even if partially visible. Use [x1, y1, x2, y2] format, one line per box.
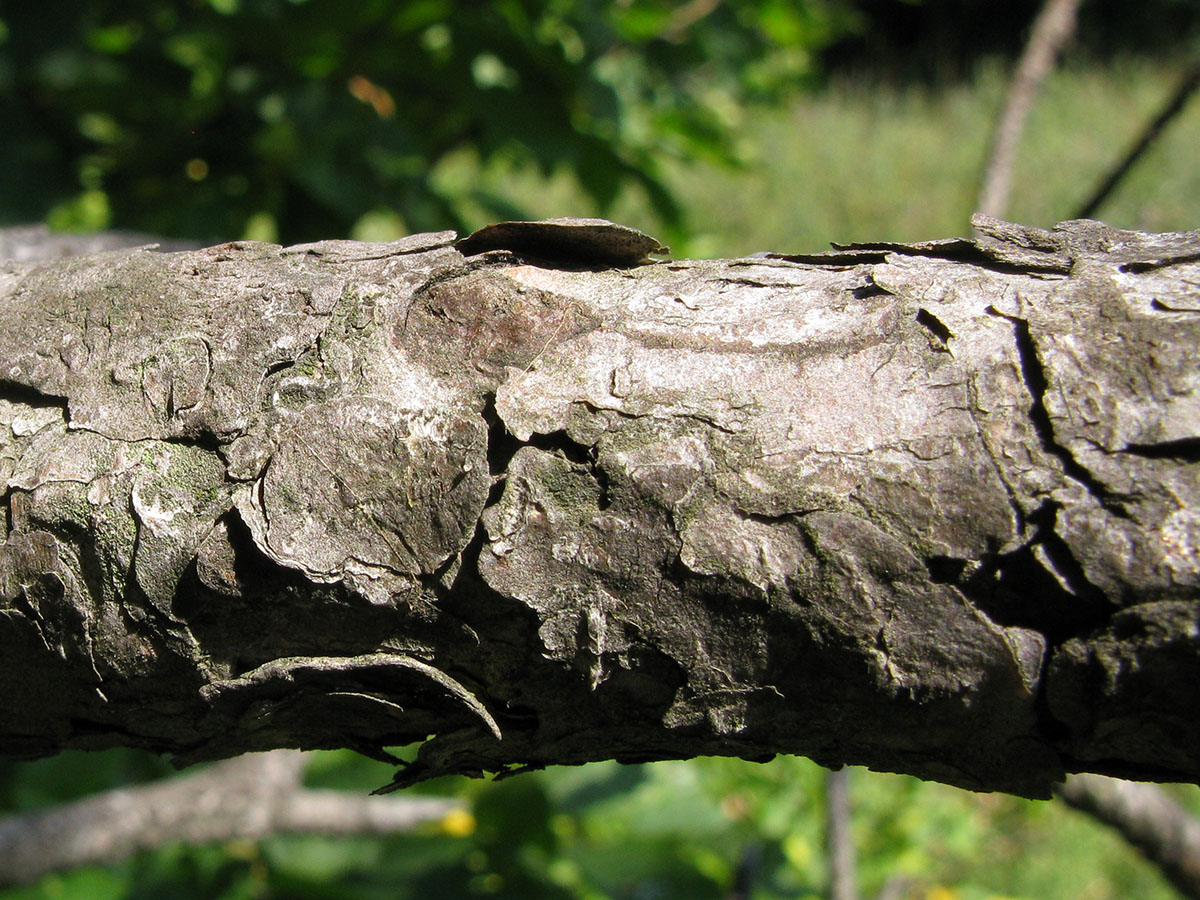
[826, 768, 858, 900]
[1056, 775, 1200, 900]
[1075, 59, 1200, 219]
[0, 215, 1197, 800]
[0, 750, 460, 886]
[976, 0, 1084, 220]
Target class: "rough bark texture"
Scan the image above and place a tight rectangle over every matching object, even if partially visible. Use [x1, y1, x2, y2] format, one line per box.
[0, 215, 1197, 800]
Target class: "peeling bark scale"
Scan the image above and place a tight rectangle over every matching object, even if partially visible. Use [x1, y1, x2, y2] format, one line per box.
[0, 216, 1196, 799]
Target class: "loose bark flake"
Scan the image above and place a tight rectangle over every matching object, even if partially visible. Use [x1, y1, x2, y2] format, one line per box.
[0, 216, 1196, 799]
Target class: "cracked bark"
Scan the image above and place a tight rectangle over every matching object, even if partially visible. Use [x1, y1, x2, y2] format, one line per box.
[0, 215, 1196, 800]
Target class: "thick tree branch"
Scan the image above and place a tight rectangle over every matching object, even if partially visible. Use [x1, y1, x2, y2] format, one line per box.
[0, 215, 1197, 801]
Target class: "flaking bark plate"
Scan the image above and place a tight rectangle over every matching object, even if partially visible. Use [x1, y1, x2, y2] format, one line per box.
[455, 218, 667, 266]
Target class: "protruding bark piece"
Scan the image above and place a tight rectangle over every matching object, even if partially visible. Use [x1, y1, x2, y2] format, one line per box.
[455, 218, 668, 265]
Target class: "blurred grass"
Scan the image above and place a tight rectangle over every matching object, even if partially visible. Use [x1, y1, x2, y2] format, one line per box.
[432, 57, 1200, 258]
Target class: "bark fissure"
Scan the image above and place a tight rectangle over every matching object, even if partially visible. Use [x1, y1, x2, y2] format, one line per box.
[954, 501, 1115, 646]
[0, 380, 69, 412]
[1121, 253, 1200, 274]
[964, 373, 1029, 536]
[924, 555, 969, 584]
[915, 308, 954, 347]
[1120, 437, 1200, 462]
[988, 307, 1132, 517]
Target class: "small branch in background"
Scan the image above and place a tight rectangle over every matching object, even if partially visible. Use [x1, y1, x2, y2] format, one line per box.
[1075, 59, 1200, 219]
[975, 0, 1085, 222]
[1056, 774, 1200, 900]
[662, 0, 724, 42]
[872, 876, 916, 900]
[0, 751, 462, 887]
[826, 767, 859, 900]
[725, 842, 762, 900]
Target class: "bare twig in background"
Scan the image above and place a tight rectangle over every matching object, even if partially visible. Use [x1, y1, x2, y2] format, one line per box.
[724, 842, 762, 900]
[0, 751, 461, 886]
[1075, 59, 1200, 218]
[976, 0, 1085, 221]
[662, 0, 723, 42]
[1056, 774, 1200, 900]
[872, 876, 916, 900]
[827, 768, 858, 900]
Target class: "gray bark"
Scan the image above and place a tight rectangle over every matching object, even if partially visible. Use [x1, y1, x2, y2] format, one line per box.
[0, 215, 1197, 801]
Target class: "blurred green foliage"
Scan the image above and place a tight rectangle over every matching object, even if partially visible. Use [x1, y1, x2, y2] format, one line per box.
[430, 56, 1200, 257]
[3, 1, 1194, 255]
[3, 750, 1196, 900]
[0, 0, 859, 244]
[665, 58, 1200, 255]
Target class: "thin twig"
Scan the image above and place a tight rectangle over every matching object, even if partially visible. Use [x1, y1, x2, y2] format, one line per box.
[827, 767, 858, 900]
[0, 751, 461, 886]
[1075, 59, 1200, 218]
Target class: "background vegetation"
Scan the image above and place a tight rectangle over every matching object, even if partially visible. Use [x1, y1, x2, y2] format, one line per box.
[1, 0, 1198, 898]
[2, 0, 1197, 253]
[6, 749, 1200, 900]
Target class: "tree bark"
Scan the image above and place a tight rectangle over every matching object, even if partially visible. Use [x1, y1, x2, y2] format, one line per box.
[0, 215, 1197, 800]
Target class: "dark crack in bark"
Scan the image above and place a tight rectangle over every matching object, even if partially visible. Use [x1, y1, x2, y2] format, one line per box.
[959, 500, 1115, 643]
[1120, 437, 1200, 462]
[0, 382, 69, 413]
[988, 306, 1132, 518]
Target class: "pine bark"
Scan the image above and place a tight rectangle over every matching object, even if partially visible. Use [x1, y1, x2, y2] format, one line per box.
[0, 216, 1197, 799]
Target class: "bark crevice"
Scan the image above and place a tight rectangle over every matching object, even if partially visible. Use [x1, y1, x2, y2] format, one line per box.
[987, 307, 1131, 517]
